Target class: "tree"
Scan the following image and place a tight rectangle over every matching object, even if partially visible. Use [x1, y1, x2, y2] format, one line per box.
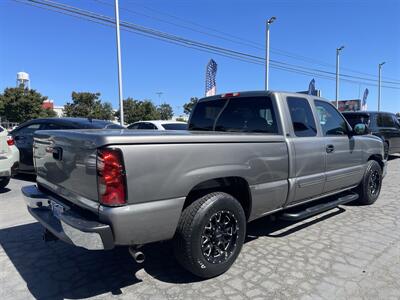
[183, 97, 198, 115]
[0, 87, 56, 123]
[63, 92, 114, 120]
[157, 103, 173, 120]
[118, 98, 160, 124]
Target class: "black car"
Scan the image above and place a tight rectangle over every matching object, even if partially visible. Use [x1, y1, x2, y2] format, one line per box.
[10, 117, 124, 173]
[342, 111, 400, 157]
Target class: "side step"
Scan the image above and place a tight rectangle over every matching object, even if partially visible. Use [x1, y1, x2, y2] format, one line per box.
[279, 192, 359, 221]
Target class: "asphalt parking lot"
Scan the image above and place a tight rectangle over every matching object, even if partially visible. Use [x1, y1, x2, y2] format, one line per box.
[0, 157, 399, 300]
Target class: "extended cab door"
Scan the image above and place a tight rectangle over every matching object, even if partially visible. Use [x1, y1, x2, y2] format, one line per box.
[285, 96, 326, 205]
[314, 100, 364, 193]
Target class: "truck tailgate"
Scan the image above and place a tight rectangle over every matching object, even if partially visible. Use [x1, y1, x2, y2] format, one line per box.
[34, 130, 100, 210]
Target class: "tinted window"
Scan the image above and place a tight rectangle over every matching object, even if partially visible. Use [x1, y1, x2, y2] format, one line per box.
[343, 114, 370, 128]
[162, 123, 188, 130]
[127, 123, 140, 129]
[213, 97, 277, 133]
[376, 114, 395, 127]
[16, 123, 42, 135]
[43, 123, 75, 130]
[287, 97, 317, 137]
[138, 123, 157, 130]
[315, 100, 348, 136]
[189, 99, 225, 130]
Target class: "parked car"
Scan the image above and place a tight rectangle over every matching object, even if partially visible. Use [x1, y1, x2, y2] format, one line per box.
[23, 91, 386, 278]
[10, 118, 123, 173]
[127, 120, 187, 130]
[342, 111, 400, 157]
[0, 126, 19, 188]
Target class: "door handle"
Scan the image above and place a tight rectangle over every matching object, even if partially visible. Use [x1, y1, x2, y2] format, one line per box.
[326, 144, 335, 153]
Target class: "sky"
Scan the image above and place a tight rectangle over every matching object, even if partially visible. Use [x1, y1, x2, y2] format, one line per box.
[1, 0, 400, 115]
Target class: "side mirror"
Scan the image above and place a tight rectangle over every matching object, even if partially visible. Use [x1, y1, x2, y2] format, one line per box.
[353, 123, 368, 135]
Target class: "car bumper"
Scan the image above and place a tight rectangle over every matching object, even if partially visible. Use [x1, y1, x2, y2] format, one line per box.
[0, 146, 19, 177]
[22, 185, 114, 250]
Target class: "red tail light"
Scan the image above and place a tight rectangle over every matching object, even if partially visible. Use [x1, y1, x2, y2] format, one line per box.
[97, 148, 127, 206]
[221, 92, 240, 98]
[7, 135, 15, 146]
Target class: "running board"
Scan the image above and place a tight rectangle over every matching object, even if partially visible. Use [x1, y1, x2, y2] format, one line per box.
[279, 192, 359, 221]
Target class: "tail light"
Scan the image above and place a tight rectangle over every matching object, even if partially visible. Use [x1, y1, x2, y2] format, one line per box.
[221, 92, 240, 98]
[97, 148, 127, 206]
[7, 135, 15, 146]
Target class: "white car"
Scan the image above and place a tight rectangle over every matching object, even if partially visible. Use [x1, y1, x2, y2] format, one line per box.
[0, 126, 19, 188]
[127, 120, 187, 130]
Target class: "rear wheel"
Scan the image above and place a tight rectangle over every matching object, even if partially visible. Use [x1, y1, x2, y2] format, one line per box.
[173, 192, 246, 278]
[0, 176, 10, 189]
[354, 160, 382, 205]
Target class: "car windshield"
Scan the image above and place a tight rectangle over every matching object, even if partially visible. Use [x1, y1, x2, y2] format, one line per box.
[162, 123, 187, 130]
[343, 114, 370, 128]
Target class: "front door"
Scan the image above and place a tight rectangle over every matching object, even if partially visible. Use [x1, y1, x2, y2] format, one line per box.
[314, 100, 364, 193]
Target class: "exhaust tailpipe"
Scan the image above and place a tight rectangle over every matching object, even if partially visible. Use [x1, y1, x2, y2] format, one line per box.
[129, 246, 145, 264]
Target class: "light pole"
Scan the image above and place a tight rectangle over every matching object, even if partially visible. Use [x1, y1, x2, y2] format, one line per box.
[335, 45, 344, 108]
[265, 16, 276, 91]
[114, 0, 124, 125]
[156, 92, 163, 106]
[378, 62, 385, 112]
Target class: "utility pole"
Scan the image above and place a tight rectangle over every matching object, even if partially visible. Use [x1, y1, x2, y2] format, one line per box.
[156, 92, 164, 106]
[335, 45, 344, 108]
[378, 62, 385, 112]
[114, 0, 124, 125]
[265, 17, 276, 91]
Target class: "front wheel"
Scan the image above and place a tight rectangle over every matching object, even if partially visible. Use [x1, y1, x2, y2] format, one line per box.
[354, 160, 382, 205]
[0, 176, 10, 189]
[173, 192, 246, 278]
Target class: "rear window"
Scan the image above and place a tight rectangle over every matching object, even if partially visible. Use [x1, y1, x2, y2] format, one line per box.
[189, 97, 278, 134]
[162, 123, 187, 130]
[343, 114, 370, 128]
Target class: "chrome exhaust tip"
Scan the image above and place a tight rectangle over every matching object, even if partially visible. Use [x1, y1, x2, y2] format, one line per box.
[129, 246, 145, 264]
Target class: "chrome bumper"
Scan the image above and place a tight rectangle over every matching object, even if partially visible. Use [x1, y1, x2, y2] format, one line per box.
[22, 185, 114, 250]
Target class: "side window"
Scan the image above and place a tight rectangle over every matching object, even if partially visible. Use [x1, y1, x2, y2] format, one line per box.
[376, 114, 395, 127]
[287, 97, 317, 137]
[128, 123, 140, 129]
[43, 123, 74, 130]
[315, 100, 348, 136]
[15, 123, 42, 135]
[138, 123, 157, 130]
[214, 97, 278, 133]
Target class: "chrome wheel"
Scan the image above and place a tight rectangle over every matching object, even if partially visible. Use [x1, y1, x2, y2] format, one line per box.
[201, 210, 239, 264]
[368, 170, 381, 196]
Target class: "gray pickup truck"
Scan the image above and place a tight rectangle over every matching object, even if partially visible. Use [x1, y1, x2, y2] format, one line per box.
[23, 91, 386, 278]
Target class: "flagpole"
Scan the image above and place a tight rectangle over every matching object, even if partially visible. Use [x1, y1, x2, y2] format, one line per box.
[335, 46, 344, 108]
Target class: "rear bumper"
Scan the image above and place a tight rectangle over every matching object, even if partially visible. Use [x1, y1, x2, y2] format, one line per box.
[0, 146, 19, 177]
[22, 185, 114, 250]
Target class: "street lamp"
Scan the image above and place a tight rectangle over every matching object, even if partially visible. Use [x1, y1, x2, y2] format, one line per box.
[378, 62, 385, 112]
[265, 16, 276, 91]
[114, 0, 124, 125]
[335, 45, 344, 108]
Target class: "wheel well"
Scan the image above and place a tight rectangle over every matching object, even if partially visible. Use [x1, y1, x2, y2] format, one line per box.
[368, 154, 384, 170]
[183, 177, 252, 220]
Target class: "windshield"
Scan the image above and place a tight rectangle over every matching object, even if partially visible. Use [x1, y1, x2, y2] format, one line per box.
[342, 114, 370, 128]
[162, 123, 187, 130]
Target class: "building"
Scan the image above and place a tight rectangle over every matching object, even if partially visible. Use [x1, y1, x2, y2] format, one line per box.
[331, 99, 361, 112]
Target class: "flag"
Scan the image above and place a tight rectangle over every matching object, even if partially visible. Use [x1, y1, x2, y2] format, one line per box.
[205, 59, 217, 97]
[308, 78, 316, 95]
[362, 88, 369, 111]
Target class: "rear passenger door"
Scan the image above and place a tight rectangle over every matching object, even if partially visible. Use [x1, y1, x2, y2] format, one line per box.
[314, 100, 364, 193]
[286, 97, 326, 205]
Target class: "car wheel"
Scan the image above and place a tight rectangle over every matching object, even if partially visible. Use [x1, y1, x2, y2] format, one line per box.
[173, 192, 246, 278]
[0, 176, 11, 189]
[355, 160, 382, 205]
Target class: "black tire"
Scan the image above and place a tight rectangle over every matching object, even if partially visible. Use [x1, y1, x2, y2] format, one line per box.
[354, 160, 382, 205]
[0, 176, 10, 189]
[173, 192, 246, 278]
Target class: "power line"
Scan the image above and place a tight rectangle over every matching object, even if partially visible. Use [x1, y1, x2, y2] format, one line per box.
[13, 0, 400, 91]
[96, 0, 400, 84]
